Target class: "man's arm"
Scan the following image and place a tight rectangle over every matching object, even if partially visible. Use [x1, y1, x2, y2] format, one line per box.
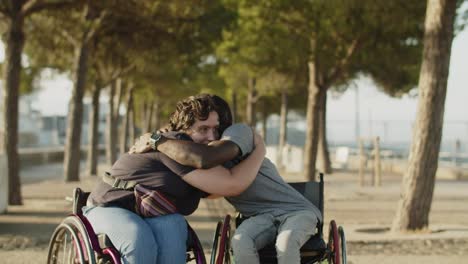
[158, 139, 240, 169]
[130, 133, 240, 169]
[177, 133, 265, 196]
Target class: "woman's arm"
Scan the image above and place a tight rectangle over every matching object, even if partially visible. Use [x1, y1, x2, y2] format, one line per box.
[181, 133, 265, 197]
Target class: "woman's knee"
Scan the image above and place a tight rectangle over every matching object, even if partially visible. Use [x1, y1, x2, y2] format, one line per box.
[165, 214, 188, 234]
[146, 214, 187, 237]
[84, 207, 158, 263]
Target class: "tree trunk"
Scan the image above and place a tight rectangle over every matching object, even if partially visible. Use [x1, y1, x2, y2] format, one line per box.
[144, 102, 153, 132]
[113, 78, 123, 154]
[246, 77, 257, 127]
[140, 101, 147, 132]
[120, 83, 133, 154]
[114, 78, 123, 119]
[231, 90, 238, 123]
[317, 89, 332, 174]
[151, 101, 160, 131]
[260, 100, 267, 142]
[303, 60, 323, 181]
[129, 100, 136, 146]
[2, 7, 24, 205]
[106, 80, 117, 165]
[140, 100, 153, 133]
[64, 39, 89, 182]
[392, 0, 456, 232]
[86, 82, 101, 176]
[277, 89, 288, 171]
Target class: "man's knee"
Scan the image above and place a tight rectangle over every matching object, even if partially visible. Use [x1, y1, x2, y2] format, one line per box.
[275, 230, 310, 253]
[231, 232, 260, 264]
[231, 232, 256, 253]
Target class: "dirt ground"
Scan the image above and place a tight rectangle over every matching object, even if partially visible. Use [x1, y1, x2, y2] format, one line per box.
[1, 164, 468, 264]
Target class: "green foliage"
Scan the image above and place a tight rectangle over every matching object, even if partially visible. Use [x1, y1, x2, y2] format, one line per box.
[216, 0, 310, 117]
[19, 65, 41, 94]
[351, 1, 426, 96]
[455, 0, 468, 34]
[7, 0, 440, 115]
[21, 0, 234, 111]
[217, 0, 426, 106]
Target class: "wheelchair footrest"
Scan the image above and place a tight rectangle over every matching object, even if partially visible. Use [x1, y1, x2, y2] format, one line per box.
[258, 234, 327, 258]
[300, 234, 327, 255]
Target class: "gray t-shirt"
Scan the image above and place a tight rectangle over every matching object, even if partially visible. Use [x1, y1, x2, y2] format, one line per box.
[221, 123, 323, 221]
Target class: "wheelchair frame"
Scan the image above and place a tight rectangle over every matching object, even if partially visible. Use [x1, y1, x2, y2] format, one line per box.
[211, 173, 348, 264]
[46, 188, 209, 264]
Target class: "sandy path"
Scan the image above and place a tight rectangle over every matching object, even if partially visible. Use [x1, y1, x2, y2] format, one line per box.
[1, 166, 468, 263]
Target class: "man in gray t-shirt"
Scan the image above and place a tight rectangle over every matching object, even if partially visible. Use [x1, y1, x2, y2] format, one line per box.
[222, 124, 322, 219]
[221, 123, 322, 264]
[138, 123, 322, 264]
[133, 94, 321, 263]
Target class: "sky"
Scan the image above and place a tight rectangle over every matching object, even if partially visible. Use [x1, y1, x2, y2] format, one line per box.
[326, 28, 467, 123]
[0, 20, 467, 140]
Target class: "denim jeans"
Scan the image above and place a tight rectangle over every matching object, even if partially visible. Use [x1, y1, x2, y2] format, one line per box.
[83, 206, 187, 264]
[231, 210, 318, 264]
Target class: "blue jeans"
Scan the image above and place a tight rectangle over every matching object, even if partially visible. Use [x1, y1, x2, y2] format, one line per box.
[83, 206, 187, 264]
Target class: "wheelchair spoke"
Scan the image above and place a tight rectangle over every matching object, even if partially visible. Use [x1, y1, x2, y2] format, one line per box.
[63, 216, 97, 264]
[47, 221, 86, 264]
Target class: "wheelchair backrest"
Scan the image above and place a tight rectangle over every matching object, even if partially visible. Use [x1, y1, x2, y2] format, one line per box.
[72, 188, 91, 215]
[288, 173, 324, 215]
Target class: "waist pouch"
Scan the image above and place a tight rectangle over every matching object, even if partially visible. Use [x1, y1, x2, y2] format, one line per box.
[102, 172, 178, 217]
[134, 184, 178, 217]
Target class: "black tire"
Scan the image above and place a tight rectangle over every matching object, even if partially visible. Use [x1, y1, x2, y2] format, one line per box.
[338, 226, 347, 264]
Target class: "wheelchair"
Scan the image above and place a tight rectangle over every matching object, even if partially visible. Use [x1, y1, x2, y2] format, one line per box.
[46, 188, 208, 264]
[211, 173, 347, 264]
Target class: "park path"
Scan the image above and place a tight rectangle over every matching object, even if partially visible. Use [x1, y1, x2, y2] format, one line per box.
[1, 163, 468, 263]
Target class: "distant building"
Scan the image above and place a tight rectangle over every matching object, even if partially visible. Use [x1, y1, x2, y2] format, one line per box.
[38, 115, 66, 146]
[0, 84, 109, 148]
[81, 100, 108, 146]
[18, 94, 42, 147]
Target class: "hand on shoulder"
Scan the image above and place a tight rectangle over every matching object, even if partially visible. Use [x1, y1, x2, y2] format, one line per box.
[128, 133, 153, 154]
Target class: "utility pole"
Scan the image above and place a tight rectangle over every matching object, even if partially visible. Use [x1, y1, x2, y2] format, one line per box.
[355, 87, 360, 145]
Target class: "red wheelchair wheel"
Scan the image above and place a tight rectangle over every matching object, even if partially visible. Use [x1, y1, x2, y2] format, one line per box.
[215, 215, 232, 264]
[327, 220, 341, 264]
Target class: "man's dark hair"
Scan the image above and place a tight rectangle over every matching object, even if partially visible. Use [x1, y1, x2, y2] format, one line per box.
[169, 94, 233, 135]
[211, 95, 233, 134]
[169, 94, 217, 132]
